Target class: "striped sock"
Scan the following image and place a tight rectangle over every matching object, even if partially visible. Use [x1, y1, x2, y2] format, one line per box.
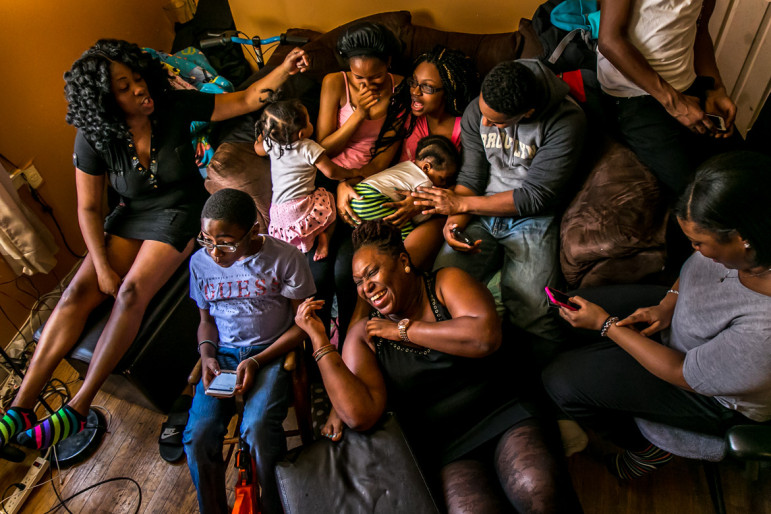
[0, 407, 37, 448]
[16, 404, 87, 450]
[607, 444, 673, 479]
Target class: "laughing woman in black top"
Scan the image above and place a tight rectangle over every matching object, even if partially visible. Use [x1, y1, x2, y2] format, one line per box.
[1, 39, 307, 451]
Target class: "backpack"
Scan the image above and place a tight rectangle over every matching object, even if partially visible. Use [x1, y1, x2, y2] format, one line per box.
[531, 0, 599, 73]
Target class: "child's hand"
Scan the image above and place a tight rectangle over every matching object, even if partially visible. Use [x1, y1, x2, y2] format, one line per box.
[234, 357, 259, 394]
[382, 192, 421, 227]
[295, 298, 327, 337]
[282, 48, 309, 75]
[202, 356, 221, 389]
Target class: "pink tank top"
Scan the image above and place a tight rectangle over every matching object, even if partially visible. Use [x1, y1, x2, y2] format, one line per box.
[331, 72, 395, 169]
[399, 115, 462, 162]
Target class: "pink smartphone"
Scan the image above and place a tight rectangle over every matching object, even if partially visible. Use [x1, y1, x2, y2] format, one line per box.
[545, 286, 579, 311]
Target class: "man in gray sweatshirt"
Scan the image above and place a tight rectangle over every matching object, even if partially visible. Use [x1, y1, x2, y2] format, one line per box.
[415, 59, 586, 342]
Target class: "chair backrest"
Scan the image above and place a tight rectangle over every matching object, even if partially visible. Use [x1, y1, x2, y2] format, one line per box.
[634, 418, 726, 462]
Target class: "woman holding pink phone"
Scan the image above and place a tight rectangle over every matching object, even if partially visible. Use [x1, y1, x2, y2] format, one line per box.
[543, 152, 771, 480]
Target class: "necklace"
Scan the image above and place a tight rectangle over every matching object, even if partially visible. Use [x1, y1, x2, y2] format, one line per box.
[721, 267, 771, 282]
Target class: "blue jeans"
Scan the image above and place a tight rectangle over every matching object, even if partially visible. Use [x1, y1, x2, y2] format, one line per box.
[183, 346, 291, 514]
[434, 215, 562, 342]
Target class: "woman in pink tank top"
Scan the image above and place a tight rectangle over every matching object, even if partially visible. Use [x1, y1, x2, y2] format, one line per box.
[340, 46, 479, 269]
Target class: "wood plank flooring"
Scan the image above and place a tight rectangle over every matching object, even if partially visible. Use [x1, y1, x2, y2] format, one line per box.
[1, 361, 769, 513]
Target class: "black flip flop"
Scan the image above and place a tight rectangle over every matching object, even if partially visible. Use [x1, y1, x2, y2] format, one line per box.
[159, 394, 193, 463]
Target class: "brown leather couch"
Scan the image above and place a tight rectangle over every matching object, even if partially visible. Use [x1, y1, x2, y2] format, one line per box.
[206, 10, 669, 289]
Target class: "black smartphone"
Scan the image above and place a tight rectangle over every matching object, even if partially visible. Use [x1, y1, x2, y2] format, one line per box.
[706, 113, 727, 132]
[545, 286, 579, 311]
[450, 227, 475, 246]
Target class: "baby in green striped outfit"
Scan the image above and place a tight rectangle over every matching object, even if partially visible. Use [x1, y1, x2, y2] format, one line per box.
[350, 135, 460, 239]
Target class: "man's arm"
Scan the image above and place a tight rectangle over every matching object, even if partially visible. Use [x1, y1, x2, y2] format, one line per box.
[598, 0, 714, 133]
[416, 107, 585, 218]
[693, 0, 737, 134]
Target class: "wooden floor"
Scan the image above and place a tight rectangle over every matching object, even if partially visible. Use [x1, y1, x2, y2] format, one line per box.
[1, 361, 769, 514]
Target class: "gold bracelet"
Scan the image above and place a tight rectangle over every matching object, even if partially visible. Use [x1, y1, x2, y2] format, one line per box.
[314, 345, 338, 362]
[312, 344, 334, 360]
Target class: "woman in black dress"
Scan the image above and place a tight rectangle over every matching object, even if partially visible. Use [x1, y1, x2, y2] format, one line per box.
[2, 39, 307, 451]
[295, 220, 580, 513]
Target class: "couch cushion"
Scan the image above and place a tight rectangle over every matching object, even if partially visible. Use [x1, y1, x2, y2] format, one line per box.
[205, 142, 272, 230]
[299, 11, 414, 81]
[560, 137, 668, 288]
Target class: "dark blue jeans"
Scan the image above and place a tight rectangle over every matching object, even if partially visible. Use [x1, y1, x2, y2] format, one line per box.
[183, 347, 290, 514]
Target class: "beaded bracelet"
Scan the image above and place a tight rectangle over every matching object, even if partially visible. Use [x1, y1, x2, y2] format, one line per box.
[667, 289, 679, 295]
[313, 344, 338, 362]
[600, 316, 619, 337]
[197, 340, 217, 353]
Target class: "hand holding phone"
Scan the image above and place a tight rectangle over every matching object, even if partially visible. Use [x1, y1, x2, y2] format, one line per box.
[450, 227, 475, 246]
[205, 370, 238, 397]
[705, 113, 727, 132]
[545, 287, 579, 311]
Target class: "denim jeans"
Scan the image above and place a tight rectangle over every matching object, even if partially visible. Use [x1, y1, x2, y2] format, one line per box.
[183, 346, 291, 514]
[434, 215, 562, 342]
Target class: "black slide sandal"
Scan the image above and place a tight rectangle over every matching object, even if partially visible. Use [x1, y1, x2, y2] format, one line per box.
[159, 394, 193, 463]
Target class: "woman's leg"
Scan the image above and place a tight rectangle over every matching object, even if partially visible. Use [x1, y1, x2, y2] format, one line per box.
[18, 238, 193, 449]
[68, 238, 194, 413]
[404, 217, 445, 272]
[441, 459, 512, 514]
[494, 421, 582, 513]
[12, 235, 142, 411]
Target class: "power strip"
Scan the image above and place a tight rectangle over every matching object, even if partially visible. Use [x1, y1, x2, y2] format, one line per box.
[3, 456, 50, 514]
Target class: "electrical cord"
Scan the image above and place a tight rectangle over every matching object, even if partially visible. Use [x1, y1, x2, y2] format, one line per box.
[45, 475, 141, 514]
[0, 483, 25, 514]
[27, 189, 85, 259]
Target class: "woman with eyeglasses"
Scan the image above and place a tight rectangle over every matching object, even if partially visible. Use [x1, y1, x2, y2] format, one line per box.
[337, 45, 479, 268]
[1, 39, 307, 452]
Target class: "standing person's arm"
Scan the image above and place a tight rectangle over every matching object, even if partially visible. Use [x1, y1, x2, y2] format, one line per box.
[75, 170, 119, 297]
[693, 0, 737, 135]
[598, 0, 714, 133]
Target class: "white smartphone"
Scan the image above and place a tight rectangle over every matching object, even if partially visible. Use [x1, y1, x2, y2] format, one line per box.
[205, 370, 238, 397]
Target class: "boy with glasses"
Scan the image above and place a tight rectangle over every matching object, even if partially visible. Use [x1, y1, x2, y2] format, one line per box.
[184, 188, 315, 514]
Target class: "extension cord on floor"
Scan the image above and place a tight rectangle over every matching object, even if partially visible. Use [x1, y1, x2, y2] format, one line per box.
[3, 456, 49, 514]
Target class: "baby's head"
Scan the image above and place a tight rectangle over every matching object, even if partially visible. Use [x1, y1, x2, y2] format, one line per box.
[199, 188, 260, 267]
[414, 135, 460, 187]
[254, 89, 313, 158]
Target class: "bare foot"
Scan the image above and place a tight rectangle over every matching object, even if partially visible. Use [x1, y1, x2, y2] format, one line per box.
[314, 232, 330, 261]
[321, 407, 344, 442]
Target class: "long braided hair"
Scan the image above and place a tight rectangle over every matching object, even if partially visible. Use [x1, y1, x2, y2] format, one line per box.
[373, 45, 479, 157]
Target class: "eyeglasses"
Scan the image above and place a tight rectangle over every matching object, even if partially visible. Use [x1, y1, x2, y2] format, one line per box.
[196, 230, 251, 253]
[406, 77, 443, 95]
